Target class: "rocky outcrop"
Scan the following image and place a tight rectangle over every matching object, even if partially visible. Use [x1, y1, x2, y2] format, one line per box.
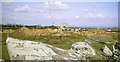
[6, 37, 58, 60]
[68, 42, 96, 59]
[7, 37, 109, 60]
[103, 45, 112, 56]
[6, 37, 78, 60]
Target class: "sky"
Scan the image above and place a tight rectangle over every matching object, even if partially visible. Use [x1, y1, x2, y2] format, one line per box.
[2, 1, 118, 28]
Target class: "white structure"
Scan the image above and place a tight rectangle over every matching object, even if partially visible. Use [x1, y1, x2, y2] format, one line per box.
[75, 29, 79, 32]
[108, 29, 111, 31]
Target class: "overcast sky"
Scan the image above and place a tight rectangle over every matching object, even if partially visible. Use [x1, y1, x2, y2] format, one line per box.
[2, 1, 118, 28]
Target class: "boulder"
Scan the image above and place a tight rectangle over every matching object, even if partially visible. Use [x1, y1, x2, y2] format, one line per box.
[103, 45, 112, 56]
[69, 42, 96, 58]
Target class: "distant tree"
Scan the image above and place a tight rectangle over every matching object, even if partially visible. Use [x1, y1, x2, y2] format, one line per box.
[48, 25, 58, 29]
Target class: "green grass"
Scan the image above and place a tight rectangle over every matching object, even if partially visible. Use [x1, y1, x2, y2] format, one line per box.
[86, 38, 114, 60]
[106, 44, 113, 51]
[8, 30, 115, 60]
[89, 41, 105, 55]
[34, 36, 85, 50]
[89, 35, 115, 42]
[2, 33, 10, 60]
[10, 33, 85, 50]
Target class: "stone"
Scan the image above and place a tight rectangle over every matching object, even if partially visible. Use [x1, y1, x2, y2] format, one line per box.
[103, 45, 112, 56]
[69, 42, 96, 58]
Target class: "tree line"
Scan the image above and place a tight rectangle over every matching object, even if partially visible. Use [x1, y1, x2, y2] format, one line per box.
[1, 24, 58, 30]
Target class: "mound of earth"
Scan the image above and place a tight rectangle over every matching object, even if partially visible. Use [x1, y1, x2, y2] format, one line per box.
[86, 29, 118, 41]
[73, 29, 105, 36]
[85, 29, 105, 36]
[33, 28, 58, 35]
[2, 29, 15, 34]
[88, 29, 105, 33]
[10, 27, 58, 37]
[11, 27, 34, 37]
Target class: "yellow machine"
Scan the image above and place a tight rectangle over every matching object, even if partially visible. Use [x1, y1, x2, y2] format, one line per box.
[58, 25, 67, 31]
[58, 23, 69, 35]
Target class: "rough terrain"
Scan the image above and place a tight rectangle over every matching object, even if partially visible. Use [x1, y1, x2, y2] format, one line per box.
[6, 37, 99, 60]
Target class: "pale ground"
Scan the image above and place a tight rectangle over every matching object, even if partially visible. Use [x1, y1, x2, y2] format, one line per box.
[6, 37, 98, 60]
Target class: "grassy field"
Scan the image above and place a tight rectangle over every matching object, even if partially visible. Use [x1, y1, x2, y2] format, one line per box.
[35, 36, 85, 50]
[1, 26, 119, 60]
[86, 37, 115, 59]
[2, 32, 115, 60]
[10, 33, 85, 50]
[2, 33, 10, 60]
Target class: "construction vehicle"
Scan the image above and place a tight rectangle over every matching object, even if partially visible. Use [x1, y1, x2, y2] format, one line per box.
[58, 23, 69, 35]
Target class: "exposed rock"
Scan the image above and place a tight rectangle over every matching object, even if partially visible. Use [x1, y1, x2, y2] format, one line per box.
[52, 55, 64, 60]
[69, 42, 96, 58]
[6, 37, 58, 60]
[7, 37, 114, 60]
[6, 37, 78, 60]
[103, 45, 112, 56]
